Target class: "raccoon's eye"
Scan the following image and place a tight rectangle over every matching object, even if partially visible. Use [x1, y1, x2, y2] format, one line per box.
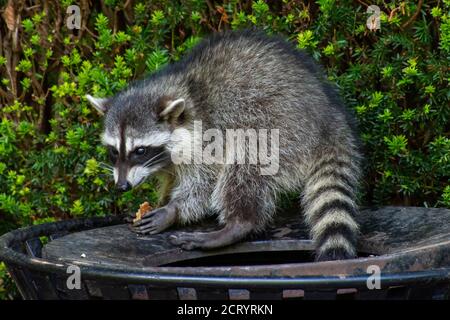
[108, 147, 118, 162]
[134, 147, 146, 156]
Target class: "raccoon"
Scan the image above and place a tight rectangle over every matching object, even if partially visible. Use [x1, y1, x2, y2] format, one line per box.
[87, 29, 362, 261]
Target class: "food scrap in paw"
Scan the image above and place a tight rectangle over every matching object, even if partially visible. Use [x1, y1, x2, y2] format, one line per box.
[133, 202, 152, 223]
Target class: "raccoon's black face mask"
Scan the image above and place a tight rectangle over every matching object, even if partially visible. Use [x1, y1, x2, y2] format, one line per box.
[107, 144, 170, 191]
[86, 94, 186, 191]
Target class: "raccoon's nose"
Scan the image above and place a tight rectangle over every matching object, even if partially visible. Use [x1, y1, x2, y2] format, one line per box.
[117, 182, 132, 192]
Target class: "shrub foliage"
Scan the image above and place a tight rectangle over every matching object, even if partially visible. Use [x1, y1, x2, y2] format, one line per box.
[0, 0, 449, 299]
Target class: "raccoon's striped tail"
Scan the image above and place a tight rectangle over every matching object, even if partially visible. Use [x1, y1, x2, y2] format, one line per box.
[301, 150, 361, 261]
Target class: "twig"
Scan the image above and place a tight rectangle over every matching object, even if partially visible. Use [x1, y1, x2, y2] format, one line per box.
[25, 4, 41, 11]
[205, 0, 215, 13]
[123, 0, 132, 9]
[0, 87, 13, 100]
[355, 0, 369, 7]
[123, 0, 134, 23]
[84, 26, 99, 39]
[401, 0, 423, 29]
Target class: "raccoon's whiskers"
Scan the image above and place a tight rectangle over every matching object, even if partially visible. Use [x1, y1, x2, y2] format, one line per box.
[144, 157, 167, 168]
[99, 163, 113, 173]
[144, 152, 165, 165]
[99, 162, 113, 169]
[143, 152, 165, 167]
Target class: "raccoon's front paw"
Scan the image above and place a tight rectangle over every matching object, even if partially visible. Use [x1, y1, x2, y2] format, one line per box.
[131, 207, 176, 235]
[169, 232, 210, 250]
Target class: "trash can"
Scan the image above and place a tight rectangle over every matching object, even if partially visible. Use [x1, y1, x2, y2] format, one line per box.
[1, 207, 449, 300]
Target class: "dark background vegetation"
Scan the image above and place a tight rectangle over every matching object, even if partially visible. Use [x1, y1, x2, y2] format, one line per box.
[0, 0, 449, 299]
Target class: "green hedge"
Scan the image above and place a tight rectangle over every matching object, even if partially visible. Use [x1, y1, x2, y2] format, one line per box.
[0, 0, 449, 299]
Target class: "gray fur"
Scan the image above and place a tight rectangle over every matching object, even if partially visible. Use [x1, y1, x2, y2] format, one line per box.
[92, 29, 362, 261]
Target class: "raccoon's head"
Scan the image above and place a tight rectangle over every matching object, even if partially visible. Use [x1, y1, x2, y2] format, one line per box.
[86, 91, 187, 192]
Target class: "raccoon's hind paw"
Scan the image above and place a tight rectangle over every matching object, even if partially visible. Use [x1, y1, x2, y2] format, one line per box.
[131, 207, 176, 235]
[169, 232, 211, 250]
[315, 247, 357, 262]
[170, 221, 253, 250]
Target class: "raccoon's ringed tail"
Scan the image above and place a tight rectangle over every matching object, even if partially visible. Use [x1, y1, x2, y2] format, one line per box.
[302, 156, 360, 261]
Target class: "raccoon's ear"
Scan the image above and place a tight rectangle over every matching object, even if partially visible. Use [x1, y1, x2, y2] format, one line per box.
[86, 94, 109, 115]
[159, 98, 185, 120]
